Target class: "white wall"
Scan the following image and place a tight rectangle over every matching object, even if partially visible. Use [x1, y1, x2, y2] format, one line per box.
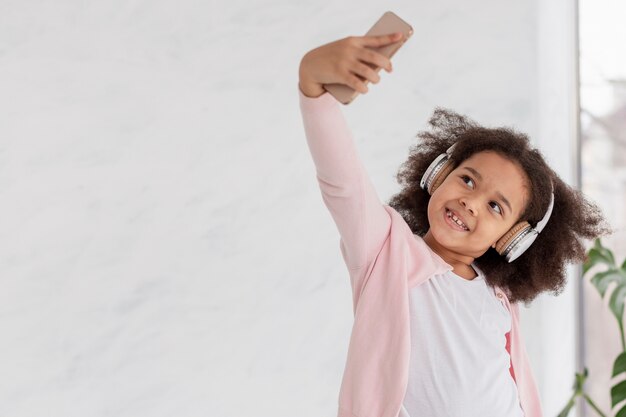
[527, 0, 582, 415]
[0, 1, 578, 416]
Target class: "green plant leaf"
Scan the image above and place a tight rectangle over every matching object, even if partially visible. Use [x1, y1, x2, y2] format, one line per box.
[604, 249, 617, 266]
[609, 284, 626, 330]
[616, 404, 626, 417]
[583, 250, 597, 275]
[585, 247, 616, 275]
[621, 257, 626, 272]
[596, 238, 616, 264]
[594, 238, 602, 249]
[615, 352, 626, 378]
[591, 269, 626, 298]
[612, 380, 626, 408]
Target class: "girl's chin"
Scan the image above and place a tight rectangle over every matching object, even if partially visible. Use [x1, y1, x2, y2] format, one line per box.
[429, 230, 481, 258]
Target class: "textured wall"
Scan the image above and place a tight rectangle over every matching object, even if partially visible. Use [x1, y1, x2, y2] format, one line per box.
[0, 1, 577, 416]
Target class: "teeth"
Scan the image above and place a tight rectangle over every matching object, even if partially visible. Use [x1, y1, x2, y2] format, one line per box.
[447, 209, 468, 230]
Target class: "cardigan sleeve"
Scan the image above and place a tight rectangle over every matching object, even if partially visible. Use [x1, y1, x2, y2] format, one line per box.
[297, 83, 391, 296]
[508, 301, 544, 417]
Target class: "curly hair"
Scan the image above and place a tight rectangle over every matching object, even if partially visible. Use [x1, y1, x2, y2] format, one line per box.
[387, 108, 613, 305]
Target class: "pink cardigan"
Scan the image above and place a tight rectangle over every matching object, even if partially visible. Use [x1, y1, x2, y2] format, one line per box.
[298, 84, 544, 417]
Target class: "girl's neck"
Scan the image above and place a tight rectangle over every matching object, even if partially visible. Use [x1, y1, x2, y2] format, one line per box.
[422, 230, 477, 280]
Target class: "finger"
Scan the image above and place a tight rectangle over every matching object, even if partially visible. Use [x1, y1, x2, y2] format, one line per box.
[352, 61, 381, 85]
[361, 32, 403, 47]
[357, 49, 393, 73]
[345, 73, 369, 94]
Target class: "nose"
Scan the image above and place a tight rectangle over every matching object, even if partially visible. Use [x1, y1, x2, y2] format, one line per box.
[460, 197, 477, 216]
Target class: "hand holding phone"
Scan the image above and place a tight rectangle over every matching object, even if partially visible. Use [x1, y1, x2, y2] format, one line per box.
[324, 11, 413, 104]
[299, 11, 413, 104]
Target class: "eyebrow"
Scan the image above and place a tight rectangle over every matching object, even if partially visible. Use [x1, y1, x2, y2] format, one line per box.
[462, 166, 513, 214]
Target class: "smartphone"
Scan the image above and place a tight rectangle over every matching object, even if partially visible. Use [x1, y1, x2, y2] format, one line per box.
[323, 11, 413, 105]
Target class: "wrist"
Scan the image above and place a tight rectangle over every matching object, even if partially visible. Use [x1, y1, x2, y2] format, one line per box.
[298, 79, 325, 98]
[298, 61, 325, 98]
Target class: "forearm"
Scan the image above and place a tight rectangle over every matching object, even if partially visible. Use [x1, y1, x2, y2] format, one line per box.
[298, 84, 391, 272]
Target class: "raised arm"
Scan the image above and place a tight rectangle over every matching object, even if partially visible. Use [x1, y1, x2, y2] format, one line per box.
[298, 33, 404, 294]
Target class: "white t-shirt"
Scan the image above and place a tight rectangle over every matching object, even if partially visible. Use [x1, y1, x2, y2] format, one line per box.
[400, 263, 525, 417]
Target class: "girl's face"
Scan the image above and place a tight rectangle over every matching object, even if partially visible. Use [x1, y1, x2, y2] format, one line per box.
[426, 151, 530, 259]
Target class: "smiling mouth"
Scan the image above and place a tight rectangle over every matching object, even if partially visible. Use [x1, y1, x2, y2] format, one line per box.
[445, 208, 470, 231]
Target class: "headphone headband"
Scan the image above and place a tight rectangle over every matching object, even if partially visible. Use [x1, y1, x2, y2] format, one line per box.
[534, 185, 554, 234]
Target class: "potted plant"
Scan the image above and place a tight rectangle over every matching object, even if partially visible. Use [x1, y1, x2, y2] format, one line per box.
[558, 238, 626, 417]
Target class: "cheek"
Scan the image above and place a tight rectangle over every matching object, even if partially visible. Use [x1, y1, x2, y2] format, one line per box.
[426, 195, 438, 217]
[485, 220, 514, 240]
[426, 195, 446, 227]
[427, 187, 446, 209]
[472, 217, 504, 237]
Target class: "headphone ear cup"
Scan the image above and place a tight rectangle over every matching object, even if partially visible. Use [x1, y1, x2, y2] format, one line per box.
[495, 221, 531, 255]
[428, 161, 455, 194]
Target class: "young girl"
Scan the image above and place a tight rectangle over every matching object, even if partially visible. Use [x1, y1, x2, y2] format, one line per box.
[298, 33, 612, 417]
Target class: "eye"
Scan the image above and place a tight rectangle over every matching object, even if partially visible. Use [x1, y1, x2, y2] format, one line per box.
[461, 175, 503, 216]
[489, 201, 503, 215]
[460, 175, 474, 188]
